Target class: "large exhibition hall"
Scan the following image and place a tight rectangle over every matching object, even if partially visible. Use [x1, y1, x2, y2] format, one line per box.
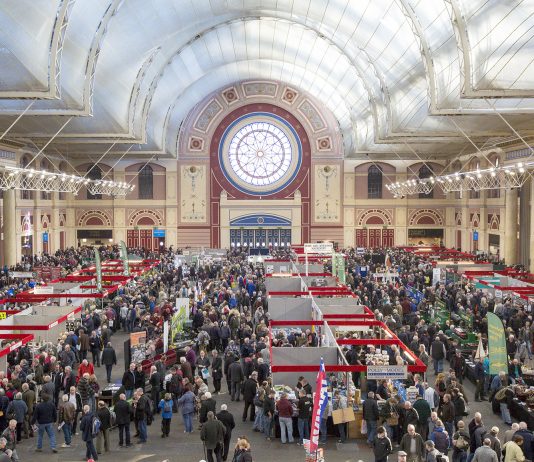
[0, 1, 534, 462]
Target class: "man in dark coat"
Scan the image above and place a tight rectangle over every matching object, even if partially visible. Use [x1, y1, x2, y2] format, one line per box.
[200, 411, 225, 462]
[114, 393, 132, 447]
[515, 422, 534, 462]
[430, 336, 446, 375]
[228, 358, 244, 402]
[211, 350, 223, 394]
[257, 358, 270, 384]
[199, 392, 217, 425]
[79, 404, 98, 461]
[121, 363, 136, 400]
[149, 366, 161, 413]
[135, 389, 151, 444]
[101, 342, 117, 384]
[363, 391, 380, 447]
[242, 372, 258, 422]
[216, 404, 235, 462]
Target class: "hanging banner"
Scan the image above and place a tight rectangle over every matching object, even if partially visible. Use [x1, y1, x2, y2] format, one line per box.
[94, 249, 102, 292]
[171, 298, 189, 341]
[120, 240, 130, 276]
[309, 358, 329, 455]
[487, 312, 508, 375]
[163, 320, 169, 353]
[336, 254, 346, 284]
[332, 252, 338, 278]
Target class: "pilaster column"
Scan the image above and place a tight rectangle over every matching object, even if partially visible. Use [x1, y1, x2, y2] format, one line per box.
[530, 179, 534, 271]
[3, 189, 17, 267]
[504, 188, 518, 265]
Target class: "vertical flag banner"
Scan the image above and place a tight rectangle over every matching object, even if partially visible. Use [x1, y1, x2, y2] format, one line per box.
[95, 249, 102, 292]
[487, 312, 507, 375]
[337, 254, 346, 284]
[163, 320, 169, 353]
[120, 240, 130, 276]
[309, 358, 329, 455]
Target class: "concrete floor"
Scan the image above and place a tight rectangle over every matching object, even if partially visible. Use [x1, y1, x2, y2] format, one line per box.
[17, 330, 507, 462]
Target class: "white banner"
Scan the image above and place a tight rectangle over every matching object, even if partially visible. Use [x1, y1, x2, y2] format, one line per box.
[304, 242, 334, 254]
[367, 365, 407, 380]
[34, 286, 54, 294]
[432, 268, 442, 286]
[163, 320, 169, 353]
[10, 271, 34, 278]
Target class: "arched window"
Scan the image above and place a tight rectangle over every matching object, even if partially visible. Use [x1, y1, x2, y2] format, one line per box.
[367, 165, 383, 199]
[138, 165, 153, 199]
[418, 165, 433, 199]
[87, 165, 102, 200]
[20, 156, 33, 200]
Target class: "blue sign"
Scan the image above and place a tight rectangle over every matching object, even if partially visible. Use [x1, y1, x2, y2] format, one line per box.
[42, 232, 48, 243]
[473, 231, 478, 241]
[153, 229, 165, 238]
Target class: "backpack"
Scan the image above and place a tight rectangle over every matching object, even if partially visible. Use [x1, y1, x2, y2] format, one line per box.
[454, 433, 469, 450]
[109, 409, 116, 426]
[163, 400, 172, 414]
[91, 416, 101, 437]
[494, 387, 508, 402]
[433, 430, 449, 453]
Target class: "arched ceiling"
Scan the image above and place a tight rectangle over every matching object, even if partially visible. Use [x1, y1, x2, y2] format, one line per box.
[1, 0, 534, 160]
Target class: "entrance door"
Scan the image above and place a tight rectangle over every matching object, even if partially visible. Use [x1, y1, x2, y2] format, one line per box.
[355, 229, 368, 247]
[127, 229, 140, 248]
[456, 230, 461, 250]
[369, 229, 381, 248]
[382, 229, 394, 247]
[139, 229, 153, 250]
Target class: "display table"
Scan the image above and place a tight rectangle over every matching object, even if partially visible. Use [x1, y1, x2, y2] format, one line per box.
[510, 398, 534, 430]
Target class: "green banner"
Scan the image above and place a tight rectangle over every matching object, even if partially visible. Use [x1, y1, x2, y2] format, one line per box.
[487, 312, 508, 375]
[120, 240, 130, 276]
[95, 249, 102, 292]
[435, 298, 446, 311]
[336, 254, 346, 284]
[332, 253, 338, 278]
[171, 298, 189, 341]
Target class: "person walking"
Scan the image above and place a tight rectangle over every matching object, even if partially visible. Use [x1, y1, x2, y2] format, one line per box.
[21, 382, 35, 439]
[373, 426, 393, 462]
[149, 366, 161, 413]
[6, 393, 27, 443]
[233, 438, 253, 462]
[89, 331, 102, 367]
[242, 372, 258, 422]
[430, 336, 446, 375]
[114, 393, 132, 447]
[228, 357, 244, 402]
[200, 411, 225, 462]
[400, 424, 425, 462]
[452, 420, 470, 462]
[1, 420, 19, 462]
[177, 386, 196, 433]
[333, 390, 348, 443]
[96, 400, 111, 455]
[502, 434, 526, 462]
[158, 393, 173, 438]
[211, 350, 223, 394]
[276, 392, 294, 444]
[135, 388, 151, 443]
[101, 343, 117, 384]
[80, 404, 98, 461]
[31, 394, 57, 453]
[216, 404, 235, 462]
[57, 393, 75, 448]
[472, 438, 499, 462]
[363, 391, 380, 448]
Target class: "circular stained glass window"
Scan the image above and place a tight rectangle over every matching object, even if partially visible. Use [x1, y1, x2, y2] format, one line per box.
[218, 112, 302, 196]
[228, 122, 292, 186]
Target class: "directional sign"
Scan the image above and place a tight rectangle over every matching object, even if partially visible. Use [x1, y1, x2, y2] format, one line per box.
[304, 242, 334, 254]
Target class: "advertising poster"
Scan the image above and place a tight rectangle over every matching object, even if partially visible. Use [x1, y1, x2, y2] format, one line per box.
[163, 320, 169, 353]
[94, 250, 102, 292]
[130, 331, 146, 364]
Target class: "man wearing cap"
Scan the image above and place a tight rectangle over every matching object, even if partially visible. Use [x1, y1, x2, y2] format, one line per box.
[424, 440, 441, 462]
[398, 451, 407, 462]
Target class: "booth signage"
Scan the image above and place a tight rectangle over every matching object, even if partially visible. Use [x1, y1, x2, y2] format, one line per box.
[0, 312, 6, 320]
[10, 272, 34, 278]
[34, 286, 54, 295]
[473, 231, 479, 242]
[304, 243, 334, 254]
[367, 365, 407, 380]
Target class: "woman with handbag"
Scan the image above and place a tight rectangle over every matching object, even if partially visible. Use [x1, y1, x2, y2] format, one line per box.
[196, 351, 211, 386]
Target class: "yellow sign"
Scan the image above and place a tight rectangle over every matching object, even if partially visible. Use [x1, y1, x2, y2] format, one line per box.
[0, 312, 7, 320]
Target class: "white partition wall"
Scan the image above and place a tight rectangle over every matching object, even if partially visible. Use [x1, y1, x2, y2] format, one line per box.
[268, 297, 313, 321]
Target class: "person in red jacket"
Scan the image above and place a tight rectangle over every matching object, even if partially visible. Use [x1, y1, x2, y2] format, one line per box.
[276, 393, 294, 444]
[77, 359, 94, 380]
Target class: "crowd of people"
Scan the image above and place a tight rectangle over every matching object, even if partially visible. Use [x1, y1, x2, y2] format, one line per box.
[0, 245, 531, 462]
